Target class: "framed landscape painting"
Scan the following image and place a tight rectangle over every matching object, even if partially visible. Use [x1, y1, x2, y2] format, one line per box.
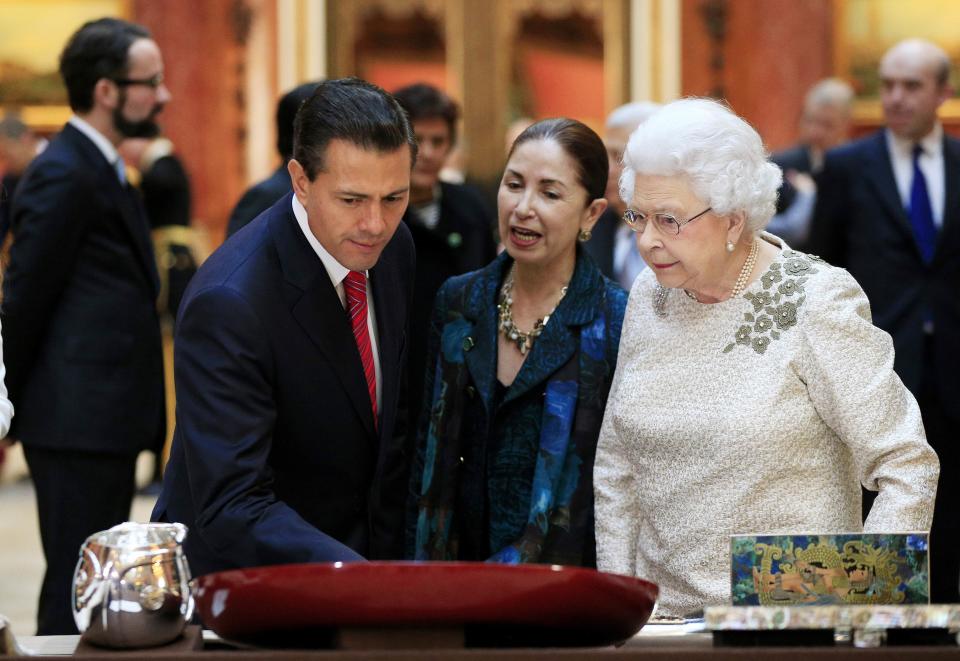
[0, 0, 130, 130]
[834, 0, 960, 121]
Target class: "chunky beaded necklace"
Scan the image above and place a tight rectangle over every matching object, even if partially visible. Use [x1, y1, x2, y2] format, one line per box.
[497, 265, 568, 355]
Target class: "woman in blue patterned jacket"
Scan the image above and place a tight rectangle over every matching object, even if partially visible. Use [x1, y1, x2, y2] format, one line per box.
[406, 118, 628, 566]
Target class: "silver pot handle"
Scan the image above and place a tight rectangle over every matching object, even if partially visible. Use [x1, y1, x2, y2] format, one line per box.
[73, 548, 110, 634]
[184, 578, 197, 622]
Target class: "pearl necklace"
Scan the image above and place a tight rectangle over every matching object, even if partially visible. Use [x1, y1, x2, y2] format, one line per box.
[498, 265, 568, 355]
[729, 238, 760, 299]
[655, 239, 759, 315]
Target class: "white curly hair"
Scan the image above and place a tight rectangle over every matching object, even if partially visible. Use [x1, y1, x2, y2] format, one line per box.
[619, 97, 782, 233]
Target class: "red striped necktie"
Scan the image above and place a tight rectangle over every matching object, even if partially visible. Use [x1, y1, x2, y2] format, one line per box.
[344, 270, 377, 426]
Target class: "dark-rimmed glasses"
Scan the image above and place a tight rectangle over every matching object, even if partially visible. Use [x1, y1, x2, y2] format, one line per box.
[623, 206, 712, 236]
[112, 72, 164, 89]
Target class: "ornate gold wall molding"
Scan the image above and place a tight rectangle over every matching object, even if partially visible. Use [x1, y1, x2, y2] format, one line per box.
[322, 0, 635, 181]
[508, 0, 604, 19]
[328, 0, 445, 78]
[278, 0, 325, 90]
[630, 0, 680, 103]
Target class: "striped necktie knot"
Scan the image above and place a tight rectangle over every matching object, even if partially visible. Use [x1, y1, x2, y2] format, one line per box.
[344, 270, 367, 316]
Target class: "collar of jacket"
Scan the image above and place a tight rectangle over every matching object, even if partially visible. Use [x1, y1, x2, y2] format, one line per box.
[459, 247, 607, 408]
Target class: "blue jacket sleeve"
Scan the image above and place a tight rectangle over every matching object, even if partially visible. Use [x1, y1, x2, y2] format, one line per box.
[605, 280, 629, 370]
[175, 285, 365, 565]
[404, 278, 453, 557]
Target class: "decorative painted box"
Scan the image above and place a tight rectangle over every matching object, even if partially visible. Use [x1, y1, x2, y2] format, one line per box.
[730, 533, 930, 606]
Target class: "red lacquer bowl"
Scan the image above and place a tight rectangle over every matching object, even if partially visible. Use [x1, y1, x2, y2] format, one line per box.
[195, 561, 658, 647]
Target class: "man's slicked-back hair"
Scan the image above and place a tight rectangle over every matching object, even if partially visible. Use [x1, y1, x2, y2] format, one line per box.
[59, 17, 150, 113]
[276, 81, 321, 160]
[292, 77, 418, 180]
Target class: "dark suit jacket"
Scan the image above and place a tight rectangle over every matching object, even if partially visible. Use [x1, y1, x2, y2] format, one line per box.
[140, 153, 192, 229]
[808, 130, 960, 404]
[772, 143, 814, 214]
[581, 207, 619, 280]
[153, 193, 415, 576]
[226, 165, 290, 237]
[404, 181, 494, 433]
[0, 172, 20, 246]
[1, 123, 165, 453]
[136, 152, 196, 320]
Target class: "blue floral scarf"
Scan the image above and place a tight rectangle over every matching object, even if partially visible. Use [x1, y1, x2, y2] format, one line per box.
[414, 312, 607, 565]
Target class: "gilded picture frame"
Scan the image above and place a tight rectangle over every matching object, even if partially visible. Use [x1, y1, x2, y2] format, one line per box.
[0, 0, 131, 132]
[833, 0, 960, 123]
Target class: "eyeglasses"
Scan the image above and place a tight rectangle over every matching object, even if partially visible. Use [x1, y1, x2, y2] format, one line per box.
[623, 206, 712, 236]
[112, 72, 164, 89]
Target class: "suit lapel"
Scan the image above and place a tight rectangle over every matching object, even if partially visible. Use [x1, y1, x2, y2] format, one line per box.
[455, 251, 604, 413]
[370, 255, 401, 438]
[501, 251, 602, 406]
[291, 283, 377, 439]
[461, 255, 508, 416]
[272, 201, 378, 440]
[864, 132, 921, 249]
[937, 135, 960, 259]
[64, 125, 160, 295]
[115, 182, 161, 295]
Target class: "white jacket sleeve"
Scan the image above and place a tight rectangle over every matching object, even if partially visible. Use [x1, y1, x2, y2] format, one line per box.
[593, 283, 643, 576]
[800, 267, 938, 532]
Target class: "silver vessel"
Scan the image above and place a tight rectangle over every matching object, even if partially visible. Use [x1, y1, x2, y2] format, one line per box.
[73, 522, 194, 648]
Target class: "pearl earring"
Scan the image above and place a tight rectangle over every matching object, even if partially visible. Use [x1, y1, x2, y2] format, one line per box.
[726, 241, 735, 253]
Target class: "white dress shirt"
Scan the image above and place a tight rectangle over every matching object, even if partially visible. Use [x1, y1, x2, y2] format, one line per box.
[291, 196, 382, 411]
[886, 124, 945, 227]
[409, 185, 441, 230]
[68, 115, 124, 181]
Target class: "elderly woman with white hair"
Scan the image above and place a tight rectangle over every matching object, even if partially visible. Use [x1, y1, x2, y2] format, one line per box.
[593, 98, 939, 617]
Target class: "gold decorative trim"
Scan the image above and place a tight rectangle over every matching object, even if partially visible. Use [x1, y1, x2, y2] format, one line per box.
[707, 604, 960, 631]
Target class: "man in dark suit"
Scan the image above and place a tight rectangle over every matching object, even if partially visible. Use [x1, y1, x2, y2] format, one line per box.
[584, 101, 660, 287]
[1, 18, 170, 634]
[153, 78, 417, 575]
[809, 38, 959, 602]
[768, 78, 853, 250]
[121, 136, 195, 318]
[391, 83, 495, 430]
[226, 81, 321, 237]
